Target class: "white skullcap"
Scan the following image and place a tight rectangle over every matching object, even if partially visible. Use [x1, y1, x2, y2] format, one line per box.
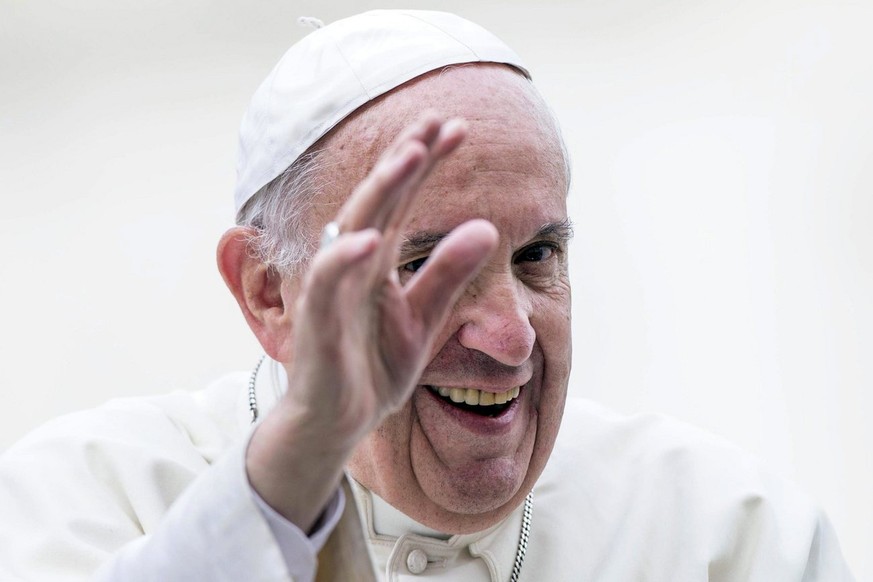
[234, 9, 529, 213]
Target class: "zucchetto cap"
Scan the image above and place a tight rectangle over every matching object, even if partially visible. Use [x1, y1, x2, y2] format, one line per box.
[234, 9, 529, 213]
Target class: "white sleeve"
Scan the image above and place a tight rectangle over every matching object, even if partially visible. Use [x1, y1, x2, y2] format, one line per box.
[252, 474, 345, 580]
[0, 397, 343, 582]
[94, 440, 343, 582]
[799, 508, 857, 582]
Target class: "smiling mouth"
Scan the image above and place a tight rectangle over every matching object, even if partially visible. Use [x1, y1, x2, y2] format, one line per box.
[426, 385, 520, 417]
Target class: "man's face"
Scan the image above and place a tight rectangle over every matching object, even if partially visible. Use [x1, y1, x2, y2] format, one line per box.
[295, 65, 571, 533]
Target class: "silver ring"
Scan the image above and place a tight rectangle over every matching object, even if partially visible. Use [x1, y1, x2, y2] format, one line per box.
[319, 221, 341, 250]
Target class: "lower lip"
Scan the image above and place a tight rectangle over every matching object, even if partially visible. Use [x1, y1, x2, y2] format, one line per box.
[422, 386, 521, 435]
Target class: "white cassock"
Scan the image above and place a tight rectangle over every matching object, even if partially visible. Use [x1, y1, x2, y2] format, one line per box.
[0, 358, 855, 581]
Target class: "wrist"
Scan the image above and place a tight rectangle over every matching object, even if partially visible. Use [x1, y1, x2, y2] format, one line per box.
[245, 406, 352, 532]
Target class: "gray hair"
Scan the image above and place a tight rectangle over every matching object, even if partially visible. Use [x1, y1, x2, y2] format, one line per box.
[235, 150, 326, 276]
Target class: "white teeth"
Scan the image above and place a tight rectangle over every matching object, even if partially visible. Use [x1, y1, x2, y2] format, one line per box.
[434, 386, 521, 406]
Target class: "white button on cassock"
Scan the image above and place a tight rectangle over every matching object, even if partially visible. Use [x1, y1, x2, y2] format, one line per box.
[406, 548, 428, 574]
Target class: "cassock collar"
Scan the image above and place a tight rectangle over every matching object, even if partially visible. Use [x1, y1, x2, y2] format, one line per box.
[349, 475, 526, 580]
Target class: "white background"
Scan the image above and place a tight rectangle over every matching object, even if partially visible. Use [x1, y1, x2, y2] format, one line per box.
[1, 0, 870, 577]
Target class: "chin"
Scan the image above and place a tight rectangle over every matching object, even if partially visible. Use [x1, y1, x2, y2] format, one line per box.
[421, 457, 527, 517]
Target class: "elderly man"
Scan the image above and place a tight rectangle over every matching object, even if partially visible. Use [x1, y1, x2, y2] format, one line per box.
[0, 10, 855, 582]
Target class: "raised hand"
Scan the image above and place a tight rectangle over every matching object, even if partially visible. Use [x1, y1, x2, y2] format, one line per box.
[241, 114, 498, 531]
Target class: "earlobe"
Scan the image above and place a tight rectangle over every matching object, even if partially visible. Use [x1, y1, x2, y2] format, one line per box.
[217, 227, 292, 361]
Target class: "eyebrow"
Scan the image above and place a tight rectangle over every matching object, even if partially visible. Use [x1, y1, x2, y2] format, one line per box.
[399, 218, 575, 258]
[537, 218, 575, 243]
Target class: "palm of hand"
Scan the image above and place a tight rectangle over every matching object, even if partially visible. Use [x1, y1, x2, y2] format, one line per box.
[286, 114, 498, 450]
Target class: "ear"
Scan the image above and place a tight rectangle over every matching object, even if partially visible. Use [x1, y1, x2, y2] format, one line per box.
[217, 227, 294, 361]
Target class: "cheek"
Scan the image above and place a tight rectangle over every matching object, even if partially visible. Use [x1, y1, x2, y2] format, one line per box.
[348, 398, 417, 479]
[530, 282, 572, 361]
[422, 312, 463, 365]
[530, 285, 572, 416]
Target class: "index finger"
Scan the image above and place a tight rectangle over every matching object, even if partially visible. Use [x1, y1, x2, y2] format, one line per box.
[404, 219, 499, 331]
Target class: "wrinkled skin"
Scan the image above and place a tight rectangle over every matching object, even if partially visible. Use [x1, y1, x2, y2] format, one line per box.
[219, 64, 571, 535]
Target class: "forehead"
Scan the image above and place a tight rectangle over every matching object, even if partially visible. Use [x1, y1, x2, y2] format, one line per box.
[408, 136, 567, 240]
[316, 64, 568, 237]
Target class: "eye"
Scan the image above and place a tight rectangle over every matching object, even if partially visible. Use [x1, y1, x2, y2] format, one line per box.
[402, 256, 429, 273]
[514, 242, 556, 264]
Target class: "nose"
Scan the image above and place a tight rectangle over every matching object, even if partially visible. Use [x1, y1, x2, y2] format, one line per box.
[454, 272, 535, 367]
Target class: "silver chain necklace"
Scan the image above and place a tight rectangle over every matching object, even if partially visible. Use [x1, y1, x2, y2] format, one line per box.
[247, 356, 533, 581]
